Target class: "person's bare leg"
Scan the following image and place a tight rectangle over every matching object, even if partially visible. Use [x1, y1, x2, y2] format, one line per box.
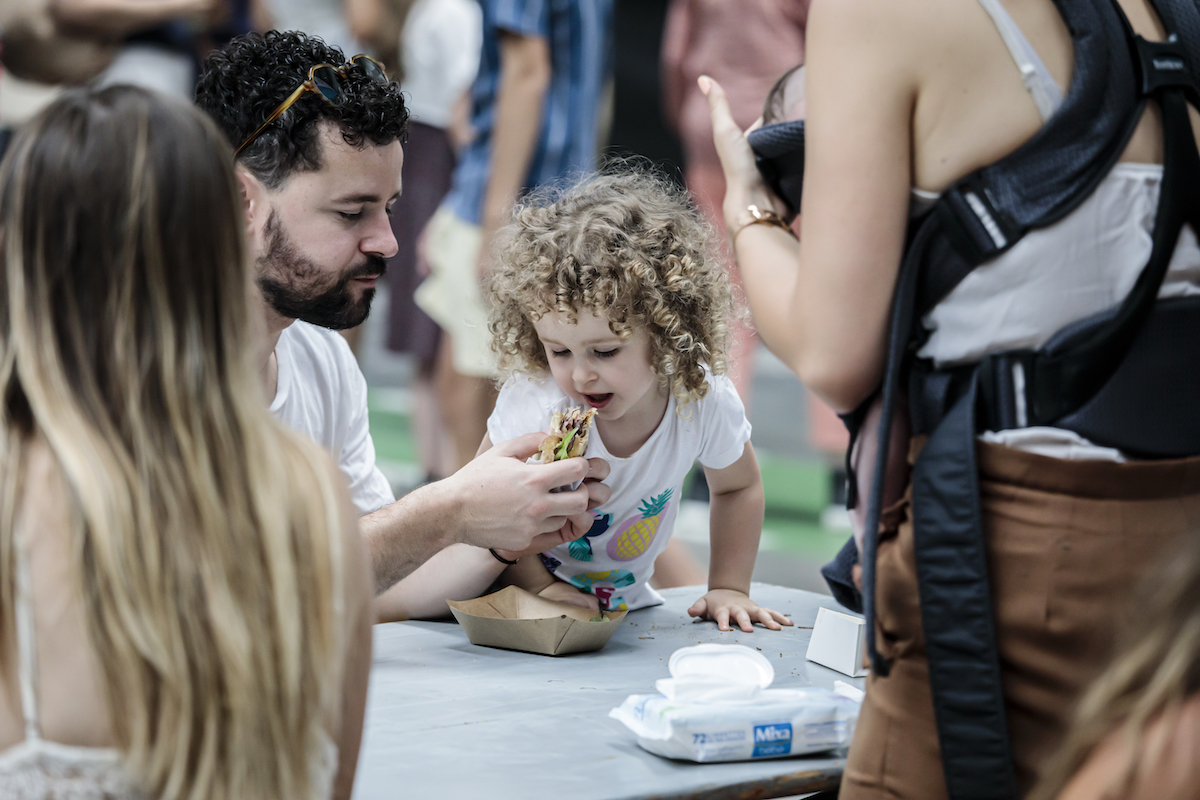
[434, 335, 497, 470]
[412, 364, 448, 481]
[650, 538, 708, 589]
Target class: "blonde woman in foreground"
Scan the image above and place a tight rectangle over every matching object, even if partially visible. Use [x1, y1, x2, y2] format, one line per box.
[0, 86, 373, 799]
[1031, 534, 1200, 800]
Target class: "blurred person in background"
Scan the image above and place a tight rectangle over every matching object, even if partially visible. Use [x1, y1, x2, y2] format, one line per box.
[705, 0, 1200, 796]
[51, 0, 232, 97]
[661, 0, 838, 534]
[196, 31, 610, 614]
[414, 0, 614, 472]
[0, 0, 115, 154]
[660, 0, 808, 412]
[604, 0, 684, 181]
[0, 67, 60, 165]
[0, 85, 372, 800]
[259, 0, 361, 59]
[0, 0, 115, 89]
[0, 0, 252, 156]
[347, 0, 482, 484]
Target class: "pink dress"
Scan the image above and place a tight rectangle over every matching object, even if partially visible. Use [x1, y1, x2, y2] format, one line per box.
[661, 0, 847, 455]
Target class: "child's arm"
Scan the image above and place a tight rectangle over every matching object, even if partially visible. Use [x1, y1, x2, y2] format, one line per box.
[372, 433, 542, 622]
[474, 432, 598, 611]
[688, 442, 794, 632]
[374, 544, 507, 622]
[496, 551, 558, 595]
[497, 555, 599, 612]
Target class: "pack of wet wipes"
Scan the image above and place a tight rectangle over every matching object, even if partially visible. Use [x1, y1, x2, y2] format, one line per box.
[609, 644, 861, 762]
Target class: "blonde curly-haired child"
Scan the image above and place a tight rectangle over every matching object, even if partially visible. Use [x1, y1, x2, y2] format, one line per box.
[483, 170, 792, 632]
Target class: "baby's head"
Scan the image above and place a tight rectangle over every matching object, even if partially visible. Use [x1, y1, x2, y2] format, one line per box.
[762, 64, 806, 125]
[488, 170, 739, 408]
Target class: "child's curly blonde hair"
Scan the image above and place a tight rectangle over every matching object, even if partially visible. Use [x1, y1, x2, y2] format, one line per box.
[488, 170, 740, 407]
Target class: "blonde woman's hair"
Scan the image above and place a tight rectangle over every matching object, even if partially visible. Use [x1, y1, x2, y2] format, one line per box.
[488, 169, 740, 407]
[1030, 534, 1200, 800]
[0, 87, 346, 800]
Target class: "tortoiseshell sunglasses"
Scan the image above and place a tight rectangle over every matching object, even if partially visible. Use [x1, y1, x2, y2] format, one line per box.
[234, 54, 387, 158]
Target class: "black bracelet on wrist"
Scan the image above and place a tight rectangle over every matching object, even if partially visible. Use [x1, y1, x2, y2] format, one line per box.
[489, 548, 519, 566]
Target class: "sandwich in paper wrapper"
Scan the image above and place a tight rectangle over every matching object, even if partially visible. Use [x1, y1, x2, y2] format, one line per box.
[610, 644, 861, 762]
[538, 406, 596, 491]
[539, 406, 597, 463]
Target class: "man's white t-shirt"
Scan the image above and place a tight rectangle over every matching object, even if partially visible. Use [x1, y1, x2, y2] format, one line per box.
[487, 372, 752, 612]
[271, 321, 395, 514]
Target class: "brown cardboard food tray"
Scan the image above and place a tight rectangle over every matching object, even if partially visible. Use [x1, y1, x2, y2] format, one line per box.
[447, 586, 627, 656]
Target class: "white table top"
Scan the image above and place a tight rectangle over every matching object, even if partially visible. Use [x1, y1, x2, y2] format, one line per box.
[353, 583, 864, 800]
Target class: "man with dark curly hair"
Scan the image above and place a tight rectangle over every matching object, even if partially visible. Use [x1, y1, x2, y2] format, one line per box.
[196, 31, 609, 606]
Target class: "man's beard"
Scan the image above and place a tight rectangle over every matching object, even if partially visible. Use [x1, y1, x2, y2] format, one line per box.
[255, 211, 387, 331]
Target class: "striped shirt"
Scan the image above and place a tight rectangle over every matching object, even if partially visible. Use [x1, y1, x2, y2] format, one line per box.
[444, 0, 614, 225]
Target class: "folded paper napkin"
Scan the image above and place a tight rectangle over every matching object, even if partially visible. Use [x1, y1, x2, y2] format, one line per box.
[610, 643, 861, 762]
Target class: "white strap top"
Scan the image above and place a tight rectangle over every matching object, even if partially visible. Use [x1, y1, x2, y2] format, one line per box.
[0, 524, 342, 799]
[913, 1, 1200, 461]
[0, 528, 143, 800]
[975, 0, 1064, 120]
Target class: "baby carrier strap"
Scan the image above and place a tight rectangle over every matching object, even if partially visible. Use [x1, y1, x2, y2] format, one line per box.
[851, 2, 1200, 799]
[919, 0, 1142, 311]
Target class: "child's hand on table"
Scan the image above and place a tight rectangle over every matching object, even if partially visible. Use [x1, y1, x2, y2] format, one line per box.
[688, 589, 794, 632]
[538, 580, 600, 612]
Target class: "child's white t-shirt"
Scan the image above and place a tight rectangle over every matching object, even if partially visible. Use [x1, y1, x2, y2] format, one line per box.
[487, 372, 752, 611]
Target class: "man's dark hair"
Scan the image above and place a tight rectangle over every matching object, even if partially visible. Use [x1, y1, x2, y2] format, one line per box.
[195, 31, 409, 189]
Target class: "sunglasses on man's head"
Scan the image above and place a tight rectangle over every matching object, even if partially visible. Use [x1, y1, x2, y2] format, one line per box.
[234, 55, 388, 158]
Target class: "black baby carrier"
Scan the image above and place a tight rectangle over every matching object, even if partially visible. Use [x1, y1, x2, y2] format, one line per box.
[821, 1, 1200, 798]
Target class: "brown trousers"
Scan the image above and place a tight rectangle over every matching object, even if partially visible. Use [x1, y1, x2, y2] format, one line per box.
[840, 439, 1200, 799]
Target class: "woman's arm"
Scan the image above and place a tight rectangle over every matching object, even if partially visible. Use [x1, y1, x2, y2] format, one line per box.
[51, 0, 220, 38]
[687, 442, 792, 632]
[704, 0, 918, 413]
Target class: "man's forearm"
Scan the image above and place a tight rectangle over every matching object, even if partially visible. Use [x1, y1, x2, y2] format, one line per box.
[361, 433, 607, 595]
[360, 482, 459, 594]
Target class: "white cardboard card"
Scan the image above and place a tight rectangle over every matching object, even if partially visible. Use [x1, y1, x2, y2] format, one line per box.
[805, 606, 869, 678]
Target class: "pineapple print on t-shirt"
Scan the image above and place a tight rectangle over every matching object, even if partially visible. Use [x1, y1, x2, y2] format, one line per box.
[608, 489, 673, 560]
[541, 488, 678, 612]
